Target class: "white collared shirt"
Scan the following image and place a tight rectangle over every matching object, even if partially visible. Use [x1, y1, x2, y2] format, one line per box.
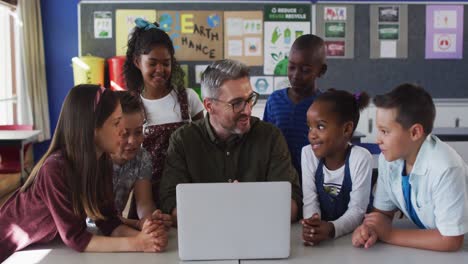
[374, 135, 468, 236]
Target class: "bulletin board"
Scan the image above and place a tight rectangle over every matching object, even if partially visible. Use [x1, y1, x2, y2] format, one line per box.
[79, 1, 468, 98]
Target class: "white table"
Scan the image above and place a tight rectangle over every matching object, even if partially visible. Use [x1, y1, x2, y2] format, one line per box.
[6, 221, 467, 264]
[242, 220, 468, 264]
[0, 130, 41, 181]
[4, 229, 238, 264]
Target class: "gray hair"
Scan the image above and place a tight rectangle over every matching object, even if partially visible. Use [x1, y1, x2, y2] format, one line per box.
[201, 59, 250, 99]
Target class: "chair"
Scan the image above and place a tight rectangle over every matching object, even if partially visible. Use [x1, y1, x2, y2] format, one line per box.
[0, 125, 34, 174]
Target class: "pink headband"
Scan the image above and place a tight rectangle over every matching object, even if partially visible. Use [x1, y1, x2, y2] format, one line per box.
[94, 86, 106, 111]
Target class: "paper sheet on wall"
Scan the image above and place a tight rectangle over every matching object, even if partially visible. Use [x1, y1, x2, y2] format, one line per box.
[273, 76, 290, 90]
[195, 65, 209, 84]
[94, 11, 112, 39]
[369, 5, 408, 59]
[224, 11, 263, 66]
[263, 5, 311, 75]
[425, 5, 463, 59]
[380, 40, 397, 58]
[159, 11, 223, 61]
[250, 76, 274, 95]
[316, 4, 355, 59]
[115, 10, 157, 56]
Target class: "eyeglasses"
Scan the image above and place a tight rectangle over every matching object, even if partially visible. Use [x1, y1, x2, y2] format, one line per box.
[210, 92, 259, 113]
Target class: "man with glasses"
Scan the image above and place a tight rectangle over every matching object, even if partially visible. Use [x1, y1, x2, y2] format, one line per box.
[159, 59, 302, 225]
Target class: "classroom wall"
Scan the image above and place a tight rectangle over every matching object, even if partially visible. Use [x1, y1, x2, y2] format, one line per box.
[35, 0, 80, 159]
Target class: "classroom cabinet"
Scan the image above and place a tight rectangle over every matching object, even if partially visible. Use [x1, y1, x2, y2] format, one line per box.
[355, 100, 468, 144]
[433, 101, 468, 128]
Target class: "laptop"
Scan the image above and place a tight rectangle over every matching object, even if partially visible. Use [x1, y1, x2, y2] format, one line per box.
[176, 182, 291, 261]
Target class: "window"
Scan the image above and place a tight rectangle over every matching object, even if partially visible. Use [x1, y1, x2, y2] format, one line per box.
[0, 2, 19, 125]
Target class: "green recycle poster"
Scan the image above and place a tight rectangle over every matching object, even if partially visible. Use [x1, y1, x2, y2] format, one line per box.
[263, 5, 311, 75]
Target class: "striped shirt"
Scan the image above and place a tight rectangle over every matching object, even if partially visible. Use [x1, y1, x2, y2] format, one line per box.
[263, 88, 320, 180]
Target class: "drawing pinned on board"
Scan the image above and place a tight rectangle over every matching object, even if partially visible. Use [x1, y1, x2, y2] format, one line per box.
[228, 40, 243, 57]
[226, 18, 243, 36]
[207, 14, 221, 28]
[434, 10, 457, 29]
[244, 20, 262, 34]
[244, 37, 261, 56]
[433, 34, 456, 52]
[271, 27, 282, 44]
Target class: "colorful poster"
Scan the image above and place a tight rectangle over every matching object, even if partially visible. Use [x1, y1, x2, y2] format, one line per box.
[325, 22, 346, 38]
[115, 10, 157, 56]
[224, 11, 263, 66]
[94, 11, 112, 39]
[370, 5, 408, 59]
[158, 11, 223, 61]
[264, 5, 311, 75]
[250, 76, 274, 95]
[378, 24, 399, 40]
[425, 5, 463, 59]
[316, 4, 354, 59]
[325, 41, 345, 57]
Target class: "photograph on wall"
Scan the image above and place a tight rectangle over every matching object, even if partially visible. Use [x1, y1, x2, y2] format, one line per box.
[94, 11, 112, 39]
[378, 24, 399, 40]
[325, 41, 345, 57]
[115, 10, 157, 56]
[224, 11, 263, 66]
[250, 76, 274, 95]
[378, 6, 399, 22]
[425, 5, 463, 59]
[158, 10, 223, 61]
[325, 22, 345, 38]
[263, 4, 311, 75]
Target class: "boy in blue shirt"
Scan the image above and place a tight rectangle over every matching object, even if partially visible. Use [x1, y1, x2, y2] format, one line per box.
[352, 83, 468, 251]
[263, 34, 327, 180]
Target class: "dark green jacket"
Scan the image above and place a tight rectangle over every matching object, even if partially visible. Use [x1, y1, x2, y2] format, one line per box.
[159, 115, 302, 214]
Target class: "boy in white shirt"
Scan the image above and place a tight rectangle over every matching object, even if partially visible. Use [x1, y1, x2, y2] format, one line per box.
[352, 83, 468, 251]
